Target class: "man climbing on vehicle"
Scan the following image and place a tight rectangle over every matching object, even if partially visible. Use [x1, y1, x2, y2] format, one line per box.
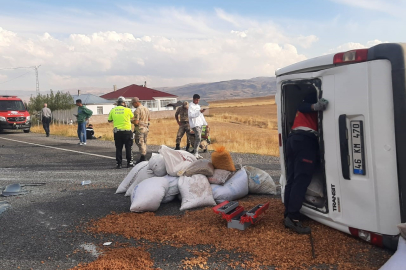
[284, 92, 328, 234]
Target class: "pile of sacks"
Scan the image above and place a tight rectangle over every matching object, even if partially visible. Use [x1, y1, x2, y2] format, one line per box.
[115, 145, 277, 212]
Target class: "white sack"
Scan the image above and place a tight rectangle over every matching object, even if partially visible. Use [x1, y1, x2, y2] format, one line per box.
[148, 154, 167, 177]
[164, 175, 180, 196]
[115, 161, 149, 194]
[181, 159, 214, 177]
[211, 168, 249, 204]
[306, 169, 324, 198]
[244, 166, 277, 195]
[208, 169, 232, 185]
[162, 195, 176, 204]
[130, 177, 168, 212]
[159, 145, 196, 176]
[178, 174, 216, 211]
[379, 237, 406, 270]
[125, 166, 155, 197]
[162, 175, 180, 203]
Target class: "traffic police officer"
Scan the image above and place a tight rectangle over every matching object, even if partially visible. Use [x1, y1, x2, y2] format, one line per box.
[108, 96, 134, 169]
[284, 92, 328, 234]
[131, 97, 150, 164]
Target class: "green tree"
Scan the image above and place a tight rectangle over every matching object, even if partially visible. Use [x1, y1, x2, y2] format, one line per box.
[28, 90, 74, 115]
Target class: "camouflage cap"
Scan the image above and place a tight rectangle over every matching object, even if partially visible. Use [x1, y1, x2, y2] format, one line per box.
[131, 97, 140, 103]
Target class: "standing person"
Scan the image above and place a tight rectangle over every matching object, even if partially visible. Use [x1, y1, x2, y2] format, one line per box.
[41, 103, 52, 137]
[188, 94, 207, 159]
[284, 92, 328, 234]
[175, 101, 192, 151]
[108, 96, 134, 169]
[75, 99, 93, 146]
[131, 97, 150, 164]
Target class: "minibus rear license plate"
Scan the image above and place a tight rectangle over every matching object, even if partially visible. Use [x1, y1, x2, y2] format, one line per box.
[351, 120, 365, 175]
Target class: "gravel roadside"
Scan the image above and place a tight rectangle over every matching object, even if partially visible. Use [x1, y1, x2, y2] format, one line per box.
[0, 132, 285, 270]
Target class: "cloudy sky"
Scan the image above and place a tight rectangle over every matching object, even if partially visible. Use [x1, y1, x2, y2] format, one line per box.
[0, 0, 404, 94]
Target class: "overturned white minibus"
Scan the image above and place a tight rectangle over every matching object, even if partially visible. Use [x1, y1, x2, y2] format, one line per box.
[276, 43, 406, 249]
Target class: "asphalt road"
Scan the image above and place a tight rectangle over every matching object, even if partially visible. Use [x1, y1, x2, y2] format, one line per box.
[0, 131, 282, 270]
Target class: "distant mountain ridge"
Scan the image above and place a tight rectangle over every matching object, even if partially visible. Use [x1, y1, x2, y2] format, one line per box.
[2, 77, 277, 102]
[157, 76, 277, 101]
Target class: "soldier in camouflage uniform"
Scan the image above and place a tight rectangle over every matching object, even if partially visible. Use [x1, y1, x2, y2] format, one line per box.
[131, 97, 150, 163]
[175, 101, 192, 151]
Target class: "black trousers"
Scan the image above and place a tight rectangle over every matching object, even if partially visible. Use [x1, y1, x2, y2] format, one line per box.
[284, 132, 318, 220]
[114, 131, 133, 165]
[42, 117, 51, 135]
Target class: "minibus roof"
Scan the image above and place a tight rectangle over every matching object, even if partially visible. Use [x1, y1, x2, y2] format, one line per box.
[275, 54, 335, 76]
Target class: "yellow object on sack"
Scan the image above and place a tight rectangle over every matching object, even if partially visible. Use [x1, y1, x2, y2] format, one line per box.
[211, 145, 236, 172]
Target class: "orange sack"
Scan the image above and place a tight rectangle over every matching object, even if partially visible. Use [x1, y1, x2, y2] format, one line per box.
[211, 145, 236, 172]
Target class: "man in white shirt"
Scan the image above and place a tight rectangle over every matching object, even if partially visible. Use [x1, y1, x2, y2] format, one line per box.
[188, 94, 207, 158]
[41, 103, 52, 137]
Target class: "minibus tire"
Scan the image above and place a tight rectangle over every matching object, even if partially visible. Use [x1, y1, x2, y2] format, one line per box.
[23, 129, 30, 133]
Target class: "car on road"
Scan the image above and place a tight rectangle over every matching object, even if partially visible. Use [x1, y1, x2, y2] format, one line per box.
[276, 43, 406, 250]
[0, 95, 31, 133]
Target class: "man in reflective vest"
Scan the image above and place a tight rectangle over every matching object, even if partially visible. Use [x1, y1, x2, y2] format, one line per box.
[284, 92, 328, 234]
[108, 96, 134, 169]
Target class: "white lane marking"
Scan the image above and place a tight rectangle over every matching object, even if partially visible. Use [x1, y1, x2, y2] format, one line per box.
[0, 137, 115, 160]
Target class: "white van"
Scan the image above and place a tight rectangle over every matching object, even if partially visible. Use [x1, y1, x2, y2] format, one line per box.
[276, 43, 406, 250]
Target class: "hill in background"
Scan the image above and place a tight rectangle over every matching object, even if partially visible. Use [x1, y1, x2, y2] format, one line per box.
[3, 77, 276, 102]
[157, 76, 276, 101]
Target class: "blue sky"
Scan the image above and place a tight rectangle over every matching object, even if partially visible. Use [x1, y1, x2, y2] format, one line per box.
[0, 0, 404, 93]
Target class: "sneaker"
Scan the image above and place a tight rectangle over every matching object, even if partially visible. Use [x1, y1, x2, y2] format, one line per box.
[127, 162, 135, 168]
[284, 217, 311, 234]
[82, 143, 86, 145]
[116, 164, 122, 169]
[78, 142, 83, 145]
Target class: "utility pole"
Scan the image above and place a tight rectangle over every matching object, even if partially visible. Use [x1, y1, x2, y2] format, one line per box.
[34, 65, 41, 94]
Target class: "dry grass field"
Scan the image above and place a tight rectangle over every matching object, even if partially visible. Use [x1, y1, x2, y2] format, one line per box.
[31, 96, 279, 156]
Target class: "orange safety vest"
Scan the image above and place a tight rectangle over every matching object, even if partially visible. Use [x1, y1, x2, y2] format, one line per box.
[291, 111, 318, 132]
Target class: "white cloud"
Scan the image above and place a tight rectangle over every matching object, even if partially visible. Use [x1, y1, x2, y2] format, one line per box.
[329, 0, 406, 17]
[0, 7, 317, 91]
[326, 39, 388, 54]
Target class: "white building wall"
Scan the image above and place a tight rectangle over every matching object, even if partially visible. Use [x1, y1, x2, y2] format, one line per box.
[86, 104, 115, 115]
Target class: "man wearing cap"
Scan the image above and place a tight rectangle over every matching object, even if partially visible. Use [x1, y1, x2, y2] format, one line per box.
[75, 99, 93, 146]
[188, 94, 207, 159]
[175, 101, 192, 151]
[131, 97, 150, 163]
[108, 96, 134, 169]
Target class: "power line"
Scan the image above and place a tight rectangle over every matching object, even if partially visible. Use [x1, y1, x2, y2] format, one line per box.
[0, 66, 36, 71]
[0, 71, 31, 85]
[0, 65, 41, 93]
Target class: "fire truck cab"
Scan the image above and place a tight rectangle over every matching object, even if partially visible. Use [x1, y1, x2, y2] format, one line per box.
[276, 43, 406, 250]
[0, 96, 31, 133]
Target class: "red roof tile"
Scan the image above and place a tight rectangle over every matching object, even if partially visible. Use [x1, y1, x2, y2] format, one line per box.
[100, 84, 177, 100]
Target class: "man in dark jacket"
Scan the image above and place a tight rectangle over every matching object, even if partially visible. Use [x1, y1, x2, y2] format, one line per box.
[284, 92, 328, 234]
[75, 99, 93, 146]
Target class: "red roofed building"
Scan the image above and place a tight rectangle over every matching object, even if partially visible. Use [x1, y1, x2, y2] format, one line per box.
[100, 84, 177, 111]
